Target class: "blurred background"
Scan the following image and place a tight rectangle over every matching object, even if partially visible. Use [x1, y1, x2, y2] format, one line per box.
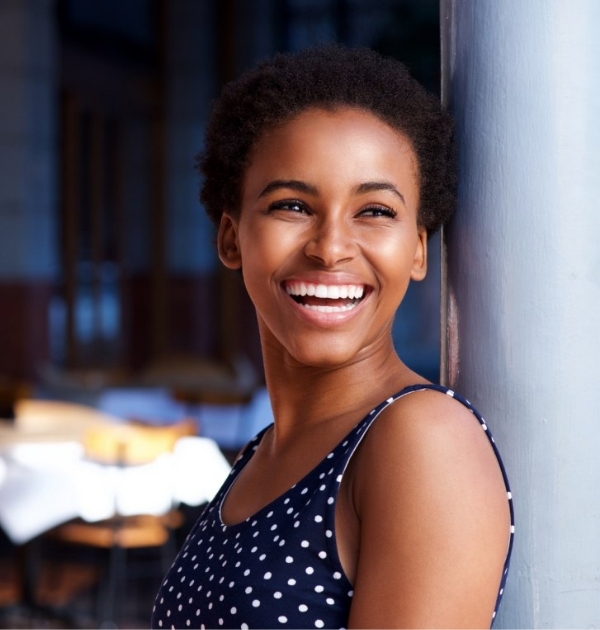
[0, 0, 440, 627]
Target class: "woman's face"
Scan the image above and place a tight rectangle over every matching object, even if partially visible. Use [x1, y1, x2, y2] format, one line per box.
[218, 107, 427, 368]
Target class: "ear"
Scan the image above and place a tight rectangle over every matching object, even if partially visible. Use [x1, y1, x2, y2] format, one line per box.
[410, 228, 428, 281]
[217, 213, 242, 269]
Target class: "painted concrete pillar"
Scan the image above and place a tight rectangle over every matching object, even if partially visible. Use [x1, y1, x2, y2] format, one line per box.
[0, 0, 58, 378]
[440, 1, 600, 626]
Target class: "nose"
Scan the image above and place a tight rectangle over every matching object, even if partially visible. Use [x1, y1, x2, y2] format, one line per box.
[303, 215, 358, 267]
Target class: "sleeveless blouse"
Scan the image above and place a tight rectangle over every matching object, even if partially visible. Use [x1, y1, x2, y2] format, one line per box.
[152, 384, 514, 629]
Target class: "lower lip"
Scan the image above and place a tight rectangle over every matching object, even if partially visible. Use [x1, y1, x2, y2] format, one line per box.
[283, 291, 368, 327]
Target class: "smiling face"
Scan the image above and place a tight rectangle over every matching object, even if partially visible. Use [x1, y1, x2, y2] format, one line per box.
[218, 107, 427, 369]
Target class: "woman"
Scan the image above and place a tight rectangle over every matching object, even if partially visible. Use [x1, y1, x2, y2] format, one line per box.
[152, 45, 513, 629]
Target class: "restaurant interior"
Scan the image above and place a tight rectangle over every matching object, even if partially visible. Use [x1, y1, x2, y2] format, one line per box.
[0, 0, 439, 627]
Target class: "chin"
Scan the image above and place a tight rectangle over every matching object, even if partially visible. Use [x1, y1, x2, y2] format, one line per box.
[284, 340, 364, 370]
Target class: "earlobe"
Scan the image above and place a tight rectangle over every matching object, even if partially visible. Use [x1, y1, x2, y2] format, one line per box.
[410, 229, 428, 281]
[217, 213, 242, 269]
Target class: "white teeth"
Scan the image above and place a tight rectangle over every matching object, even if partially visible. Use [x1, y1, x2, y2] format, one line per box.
[285, 282, 366, 299]
[301, 302, 358, 313]
[315, 284, 328, 298]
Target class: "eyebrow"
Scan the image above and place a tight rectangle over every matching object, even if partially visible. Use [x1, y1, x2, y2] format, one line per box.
[257, 180, 318, 199]
[353, 181, 406, 205]
[257, 178, 406, 205]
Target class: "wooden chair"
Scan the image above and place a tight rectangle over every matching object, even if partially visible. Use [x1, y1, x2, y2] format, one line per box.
[46, 418, 197, 626]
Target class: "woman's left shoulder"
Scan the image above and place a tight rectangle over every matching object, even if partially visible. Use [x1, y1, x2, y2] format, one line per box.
[363, 384, 498, 468]
[346, 385, 511, 627]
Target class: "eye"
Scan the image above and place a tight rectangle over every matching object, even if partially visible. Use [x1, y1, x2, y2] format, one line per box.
[268, 199, 310, 214]
[357, 205, 397, 219]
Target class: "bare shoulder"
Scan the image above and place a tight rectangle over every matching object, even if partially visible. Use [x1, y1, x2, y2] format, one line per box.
[347, 387, 511, 628]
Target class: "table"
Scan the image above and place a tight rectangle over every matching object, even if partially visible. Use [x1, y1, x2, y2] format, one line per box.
[0, 428, 231, 545]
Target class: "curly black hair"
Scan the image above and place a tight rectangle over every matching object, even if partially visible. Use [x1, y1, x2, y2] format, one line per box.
[198, 44, 455, 235]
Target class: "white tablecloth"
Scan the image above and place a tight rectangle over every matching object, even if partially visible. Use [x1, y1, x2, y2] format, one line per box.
[0, 436, 231, 545]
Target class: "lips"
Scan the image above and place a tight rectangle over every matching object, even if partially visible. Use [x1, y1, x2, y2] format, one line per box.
[283, 281, 366, 313]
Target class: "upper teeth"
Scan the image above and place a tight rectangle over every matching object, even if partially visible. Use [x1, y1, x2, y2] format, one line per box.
[285, 282, 365, 299]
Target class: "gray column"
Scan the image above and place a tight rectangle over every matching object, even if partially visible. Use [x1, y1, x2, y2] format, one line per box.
[441, 1, 600, 627]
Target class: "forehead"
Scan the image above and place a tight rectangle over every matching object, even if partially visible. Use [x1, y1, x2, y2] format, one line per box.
[241, 106, 420, 205]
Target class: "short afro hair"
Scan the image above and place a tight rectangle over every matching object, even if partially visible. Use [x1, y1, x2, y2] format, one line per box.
[198, 44, 455, 235]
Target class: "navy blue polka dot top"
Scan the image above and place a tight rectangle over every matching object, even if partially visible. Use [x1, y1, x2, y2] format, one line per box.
[151, 384, 514, 629]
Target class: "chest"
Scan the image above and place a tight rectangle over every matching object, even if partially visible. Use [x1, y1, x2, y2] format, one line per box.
[152, 456, 355, 629]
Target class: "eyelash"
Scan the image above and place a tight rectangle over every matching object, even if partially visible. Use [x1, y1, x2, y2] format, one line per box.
[268, 199, 309, 213]
[267, 200, 397, 219]
[358, 205, 397, 219]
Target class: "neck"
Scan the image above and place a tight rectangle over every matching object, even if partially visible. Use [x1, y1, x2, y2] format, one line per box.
[260, 330, 424, 443]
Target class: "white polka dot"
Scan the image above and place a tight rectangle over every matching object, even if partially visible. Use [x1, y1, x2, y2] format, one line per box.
[253, 531, 259, 537]
[274, 535, 280, 542]
[299, 604, 308, 612]
[242, 624, 249, 629]
[319, 484, 326, 491]
[318, 551, 327, 559]
[244, 569, 251, 576]
[294, 521, 300, 528]
[274, 591, 282, 599]
[259, 554, 267, 561]
[285, 556, 294, 563]
[245, 586, 253, 594]
[186, 620, 190, 627]
[252, 599, 261, 607]
[267, 511, 274, 518]
[325, 530, 333, 538]
[251, 546, 258, 553]
[301, 488, 308, 494]
[288, 578, 296, 586]
[327, 452, 334, 459]
[286, 507, 294, 514]
[314, 515, 323, 523]
[219, 594, 224, 602]
[218, 619, 223, 626]
[301, 540, 309, 548]
[348, 590, 354, 597]
[316, 621, 324, 628]
[158, 621, 163, 627]
[327, 497, 334, 505]
[284, 497, 290, 504]
[333, 572, 342, 579]
[279, 616, 288, 623]
[229, 581, 235, 588]
[231, 607, 237, 614]
[279, 539, 286, 546]
[178, 604, 182, 611]
[326, 597, 335, 605]
[306, 567, 314, 574]
[271, 524, 278, 530]
[314, 585, 324, 593]
[264, 572, 272, 579]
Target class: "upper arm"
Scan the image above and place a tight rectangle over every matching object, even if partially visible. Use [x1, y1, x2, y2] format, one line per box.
[347, 391, 510, 629]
